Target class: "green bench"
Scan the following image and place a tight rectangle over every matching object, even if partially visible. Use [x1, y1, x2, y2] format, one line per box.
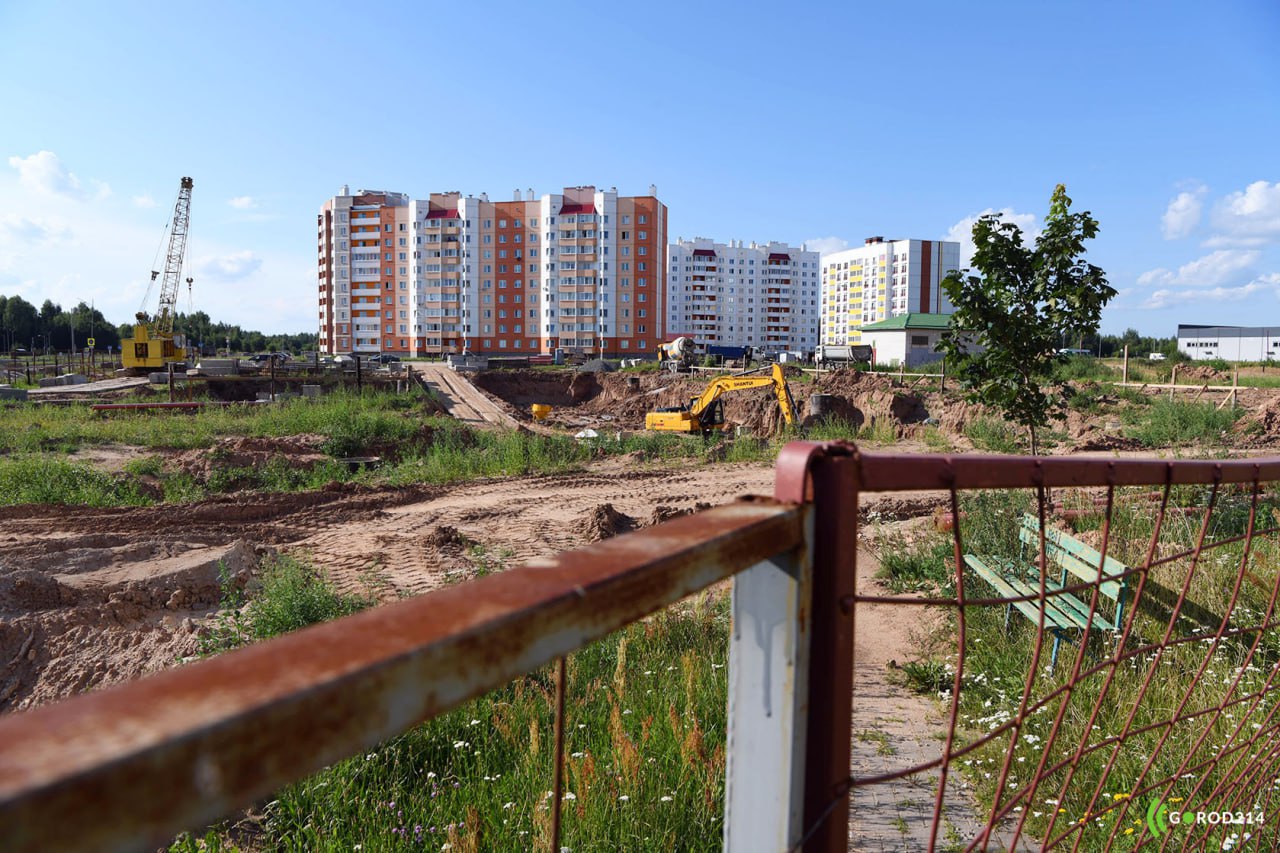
[964, 513, 1131, 670]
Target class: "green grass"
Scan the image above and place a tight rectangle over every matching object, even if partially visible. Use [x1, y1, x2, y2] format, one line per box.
[1122, 398, 1241, 447]
[1054, 356, 1118, 383]
[0, 390, 432, 454]
[893, 486, 1280, 850]
[179, 562, 732, 852]
[965, 417, 1023, 453]
[0, 457, 153, 506]
[874, 531, 955, 592]
[197, 555, 375, 656]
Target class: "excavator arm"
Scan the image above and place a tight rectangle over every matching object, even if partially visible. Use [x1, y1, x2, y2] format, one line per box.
[646, 364, 797, 434]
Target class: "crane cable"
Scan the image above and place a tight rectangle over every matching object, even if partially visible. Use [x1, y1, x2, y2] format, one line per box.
[139, 200, 175, 317]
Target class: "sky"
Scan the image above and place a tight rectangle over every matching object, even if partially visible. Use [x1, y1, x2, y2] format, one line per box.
[1, 0, 1277, 337]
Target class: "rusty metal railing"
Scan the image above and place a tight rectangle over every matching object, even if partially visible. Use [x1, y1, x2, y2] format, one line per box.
[0, 448, 860, 853]
[842, 450, 1280, 852]
[5, 444, 1280, 851]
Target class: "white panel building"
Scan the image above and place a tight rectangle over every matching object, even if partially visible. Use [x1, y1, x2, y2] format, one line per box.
[820, 237, 960, 347]
[666, 238, 820, 355]
[1178, 325, 1280, 361]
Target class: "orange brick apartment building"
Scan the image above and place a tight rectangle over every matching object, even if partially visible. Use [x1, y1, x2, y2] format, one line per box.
[318, 185, 667, 358]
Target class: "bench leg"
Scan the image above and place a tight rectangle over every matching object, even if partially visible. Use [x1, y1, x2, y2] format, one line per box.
[1050, 633, 1061, 674]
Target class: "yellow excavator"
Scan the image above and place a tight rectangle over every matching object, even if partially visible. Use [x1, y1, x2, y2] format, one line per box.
[646, 363, 798, 435]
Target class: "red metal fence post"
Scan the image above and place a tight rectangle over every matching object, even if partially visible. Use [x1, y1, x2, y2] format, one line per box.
[771, 441, 859, 852]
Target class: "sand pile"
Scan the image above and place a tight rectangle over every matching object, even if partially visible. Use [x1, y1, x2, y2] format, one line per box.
[172, 435, 330, 480]
[580, 503, 636, 541]
[0, 539, 260, 711]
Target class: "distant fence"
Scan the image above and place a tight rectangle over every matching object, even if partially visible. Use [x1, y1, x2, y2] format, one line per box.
[2, 445, 1279, 851]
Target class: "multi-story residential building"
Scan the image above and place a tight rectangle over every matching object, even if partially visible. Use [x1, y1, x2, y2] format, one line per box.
[820, 237, 960, 347]
[666, 238, 820, 356]
[318, 185, 667, 357]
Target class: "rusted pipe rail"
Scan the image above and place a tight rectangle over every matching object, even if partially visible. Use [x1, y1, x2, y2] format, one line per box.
[0, 500, 803, 852]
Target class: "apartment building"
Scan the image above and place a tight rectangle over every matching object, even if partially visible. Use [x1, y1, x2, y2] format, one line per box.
[820, 237, 960, 346]
[317, 185, 667, 357]
[666, 238, 820, 355]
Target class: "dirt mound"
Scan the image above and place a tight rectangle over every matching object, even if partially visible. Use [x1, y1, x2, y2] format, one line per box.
[1234, 397, 1280, 446]
[0, 539, 259, 711]
[425, 525, 470, 550]
[1178, 364, 1227, 382]
[171, 435, 330, 481]
[581, 503, 636, 541]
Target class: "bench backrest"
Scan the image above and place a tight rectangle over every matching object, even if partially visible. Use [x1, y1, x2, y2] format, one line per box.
[1018, 514, 1129, 604]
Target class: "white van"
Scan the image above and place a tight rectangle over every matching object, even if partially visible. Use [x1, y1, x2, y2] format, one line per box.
[1148, 352, 1166, 361]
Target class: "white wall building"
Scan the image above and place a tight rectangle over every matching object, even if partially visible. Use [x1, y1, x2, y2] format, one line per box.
[666, 238, 819, 355]
[820, 237, 960, 347]
[1178, 324, 1280, 362]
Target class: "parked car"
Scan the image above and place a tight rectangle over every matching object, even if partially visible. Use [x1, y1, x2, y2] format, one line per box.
[366, 354, 402, 365]
[1148, 352, 1167, 361]
[331, 354, 356, 366]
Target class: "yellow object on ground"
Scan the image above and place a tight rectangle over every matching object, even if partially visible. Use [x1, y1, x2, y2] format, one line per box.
[531, 404, 552, 421]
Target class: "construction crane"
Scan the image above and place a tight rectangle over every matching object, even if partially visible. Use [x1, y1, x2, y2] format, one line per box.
[645, 363, 798, 436]
[123, 177, 193, 371]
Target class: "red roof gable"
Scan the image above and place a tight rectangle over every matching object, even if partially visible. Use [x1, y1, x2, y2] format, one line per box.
[692, 249, 716, 257]
[768, 252, 791, 261]
[425, 208, 460, 219]
[559, 202, 596, 215]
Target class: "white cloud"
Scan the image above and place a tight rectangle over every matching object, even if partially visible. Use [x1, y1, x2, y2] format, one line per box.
[132, 194, 158, 208]
[1144, 273, 1280, 309]
[7, 151, 110, 200]
[227, 195, 258, 210]
[943, 207, 1040, 269]
[1161, 186, 1206, 240]
[803, 236, 849, 256]
[193, 251, 264, 281]
[1137, 249, 1260, 288]
[1208, 181, 1280, 246]
[0, 215, 69, 245]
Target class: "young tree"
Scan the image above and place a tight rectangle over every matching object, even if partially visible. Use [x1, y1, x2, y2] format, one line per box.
[938, 185, 1114, 455]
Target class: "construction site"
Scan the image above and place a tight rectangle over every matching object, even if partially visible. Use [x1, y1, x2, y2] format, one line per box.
[5, 357, 1280, 710]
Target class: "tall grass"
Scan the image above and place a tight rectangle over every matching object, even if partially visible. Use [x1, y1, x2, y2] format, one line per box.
[965, 417, 1022, 453]
[1122, 398, 1240, 447]
[883, 486, 1280, 849]
[0, 390, 429, 454]
[0, 457, 152, 506]
[178, 561, 731, 851]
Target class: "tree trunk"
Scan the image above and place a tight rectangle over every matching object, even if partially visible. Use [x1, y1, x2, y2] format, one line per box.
[1029, 423, 1038, 457]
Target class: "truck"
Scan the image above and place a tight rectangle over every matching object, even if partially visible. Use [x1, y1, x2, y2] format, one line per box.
[815, 344, 873, 367]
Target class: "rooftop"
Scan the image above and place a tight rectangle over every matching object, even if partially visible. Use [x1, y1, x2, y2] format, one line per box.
[860, 313, 955, 331]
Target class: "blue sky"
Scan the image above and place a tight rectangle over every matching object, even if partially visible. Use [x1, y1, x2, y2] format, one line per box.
[1, 0, 1277, 335]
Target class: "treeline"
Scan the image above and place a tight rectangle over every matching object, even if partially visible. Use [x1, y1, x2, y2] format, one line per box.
[0, 294, 316, 355]
[1073, 329, 1179, 358]
[169, 311, 318, 356]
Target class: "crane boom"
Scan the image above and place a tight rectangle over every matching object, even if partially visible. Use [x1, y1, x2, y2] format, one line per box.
[123, 177, 194, 372]
[150, 177, 193, 336]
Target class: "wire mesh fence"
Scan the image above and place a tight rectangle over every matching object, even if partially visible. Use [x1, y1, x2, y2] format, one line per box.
[845, 453, 1280, 851]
